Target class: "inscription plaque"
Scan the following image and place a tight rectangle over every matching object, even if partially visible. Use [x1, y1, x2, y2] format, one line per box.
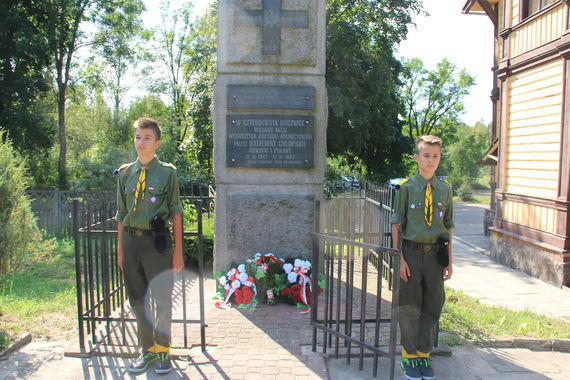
[235, 0, 309, 55]
[227, 114, 314, 168]
[228, 85, 315, 110]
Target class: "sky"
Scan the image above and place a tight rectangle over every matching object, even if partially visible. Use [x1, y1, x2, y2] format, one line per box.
[141, 0, 495, 126]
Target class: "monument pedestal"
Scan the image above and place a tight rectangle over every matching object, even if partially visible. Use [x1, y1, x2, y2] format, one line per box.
[213, 0, 326, 271]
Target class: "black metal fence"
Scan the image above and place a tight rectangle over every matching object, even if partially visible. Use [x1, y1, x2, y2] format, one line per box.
[311, 186, 402, 379]
[364, 182, 397, 288]
[72, 196, 209, 354]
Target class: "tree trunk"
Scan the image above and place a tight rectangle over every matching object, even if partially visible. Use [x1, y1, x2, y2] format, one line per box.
[57, 84, 67, 190]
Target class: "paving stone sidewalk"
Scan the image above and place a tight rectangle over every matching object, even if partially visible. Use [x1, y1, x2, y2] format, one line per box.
[2, 203, 570, 379]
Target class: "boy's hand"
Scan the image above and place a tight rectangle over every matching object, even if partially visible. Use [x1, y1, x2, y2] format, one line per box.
[172, 246, 184, 274]
[117, 245, 124, 271]
[400, 256, 411, 282]
[443, 264, 453, 281]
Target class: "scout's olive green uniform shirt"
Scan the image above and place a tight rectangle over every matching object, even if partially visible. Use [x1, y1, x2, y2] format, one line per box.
[391, 172, 454, 244]
[115, 156, 184, 230]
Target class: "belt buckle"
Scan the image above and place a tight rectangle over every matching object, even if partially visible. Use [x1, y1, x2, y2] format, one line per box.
[130, 228, 144, 237]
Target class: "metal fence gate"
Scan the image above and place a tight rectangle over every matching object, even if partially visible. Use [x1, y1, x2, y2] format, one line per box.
[72, 195, 209, 355]
[311, 183, 402, 379]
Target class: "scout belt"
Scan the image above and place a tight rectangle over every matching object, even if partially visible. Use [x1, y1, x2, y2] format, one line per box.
[402, 239, 439, 252]
[125, 227, 168, 237]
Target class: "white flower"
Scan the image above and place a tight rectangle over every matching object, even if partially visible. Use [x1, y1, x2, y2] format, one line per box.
[219, 276, 227, 286]
[237, 272, 248, 283]
[228, 268, 237, 278]
[283, 263, 293, 273]
[238, 264, 246, 273]
[231, 280, 241, 289]
[294, 258, 303, 267]
[288, 272, 298, 283]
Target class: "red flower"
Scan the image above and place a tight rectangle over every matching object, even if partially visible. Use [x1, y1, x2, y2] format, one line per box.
[291, 284, 301, 295]
[281, 288, 291, 296]
[292, 292, 301, 303]
[234, 288, 243, 305]
[242, 286, 253, 304]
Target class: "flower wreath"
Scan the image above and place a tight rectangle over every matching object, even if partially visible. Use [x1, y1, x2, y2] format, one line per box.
[215, 253, 324, 313]
[215, 264, 258, 312]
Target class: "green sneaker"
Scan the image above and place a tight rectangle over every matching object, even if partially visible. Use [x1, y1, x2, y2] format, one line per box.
[418, 357, 436, 379]
[155, 351, 172, 375]
[401, 357, 422, 380]
[129, 352, 156, 373]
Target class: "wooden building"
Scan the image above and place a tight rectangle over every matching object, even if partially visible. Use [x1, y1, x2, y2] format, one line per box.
[463, 0, 570, 287]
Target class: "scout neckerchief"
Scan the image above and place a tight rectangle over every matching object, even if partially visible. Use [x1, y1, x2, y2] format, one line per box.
[425, 182, 433, 226]
[133, 166, 146, 211]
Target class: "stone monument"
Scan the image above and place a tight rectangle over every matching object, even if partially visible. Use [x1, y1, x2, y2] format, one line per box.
[213, 0, 327, 272]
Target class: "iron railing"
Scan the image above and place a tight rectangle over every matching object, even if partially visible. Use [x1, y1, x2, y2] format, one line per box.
[311, 196, 402, 379]
[72, 196, 209, 354]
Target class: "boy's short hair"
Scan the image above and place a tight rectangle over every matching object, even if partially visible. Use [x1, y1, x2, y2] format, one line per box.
[133, 117, 161, 141]
[415, 135, 442, 154]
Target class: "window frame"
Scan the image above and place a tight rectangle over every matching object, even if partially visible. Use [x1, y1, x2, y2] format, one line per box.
[521, 0, 558, 20]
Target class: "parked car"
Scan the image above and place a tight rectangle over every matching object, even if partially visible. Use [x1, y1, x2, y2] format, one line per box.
[341, 175, 360, 189]
[387, 178, 405, 189]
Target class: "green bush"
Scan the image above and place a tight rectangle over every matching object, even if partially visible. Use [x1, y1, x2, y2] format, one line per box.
[457, 182, 473, 202]
[182, 202, 214, 266]
[0, 129, 52, 273]
[184, 236, 214, 266]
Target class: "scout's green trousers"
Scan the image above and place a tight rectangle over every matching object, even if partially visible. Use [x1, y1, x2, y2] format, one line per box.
[398, 244, 445, 356]
[122, 233, 173, 351]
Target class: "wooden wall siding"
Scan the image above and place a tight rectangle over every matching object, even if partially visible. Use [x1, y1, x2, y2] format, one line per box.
[506, 58, 563, 199]
[510, 4, 566, 57]
[503, 199, 557, 232]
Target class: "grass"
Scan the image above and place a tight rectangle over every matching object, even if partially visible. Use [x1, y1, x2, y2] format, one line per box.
[470, 195, 490, 204]
[0, 239, 77, 348]
[440, 287, 570, 343]
[454, 195, 490, 205]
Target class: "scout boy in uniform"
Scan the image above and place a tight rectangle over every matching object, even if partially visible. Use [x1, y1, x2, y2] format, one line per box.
[391, 135, 454, 380]
[116, 117, 184, 374]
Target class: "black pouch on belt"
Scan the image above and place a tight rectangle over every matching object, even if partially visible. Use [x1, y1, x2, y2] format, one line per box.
[436, 235, 450, 267]
[151, 215, 167, 253]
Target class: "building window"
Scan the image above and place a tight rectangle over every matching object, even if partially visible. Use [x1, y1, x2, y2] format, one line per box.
[521, 0, 557, 20]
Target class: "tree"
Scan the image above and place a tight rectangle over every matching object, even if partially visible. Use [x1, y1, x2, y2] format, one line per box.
[326, 0, 421, 179]
[185, 4, 217, 180]
[90, 0, 146, 129]
[44, 0, 137, 189]
[445, 121, 489, 189]
[0, 129, 50, 273]
[401, 57, 475, 142]
[146, 0, 197, 152]
[0, 1, 55, 154]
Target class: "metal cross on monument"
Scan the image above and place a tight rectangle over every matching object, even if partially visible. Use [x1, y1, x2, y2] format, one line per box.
[235, 0, 309, 55]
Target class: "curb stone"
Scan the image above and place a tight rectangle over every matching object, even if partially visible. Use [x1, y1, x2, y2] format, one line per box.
[473, 337, 570, 352]
[0, 333, 32, 360]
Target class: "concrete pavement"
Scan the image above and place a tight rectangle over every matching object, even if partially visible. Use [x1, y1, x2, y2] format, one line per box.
[1, 203, 570, 379]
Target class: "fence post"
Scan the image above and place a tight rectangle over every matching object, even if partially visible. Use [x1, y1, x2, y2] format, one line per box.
[73, 199, 85, 352]
[389, 224, 402, 380]
[311, 200, 320, 353]
[197, 200, 206, 352]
